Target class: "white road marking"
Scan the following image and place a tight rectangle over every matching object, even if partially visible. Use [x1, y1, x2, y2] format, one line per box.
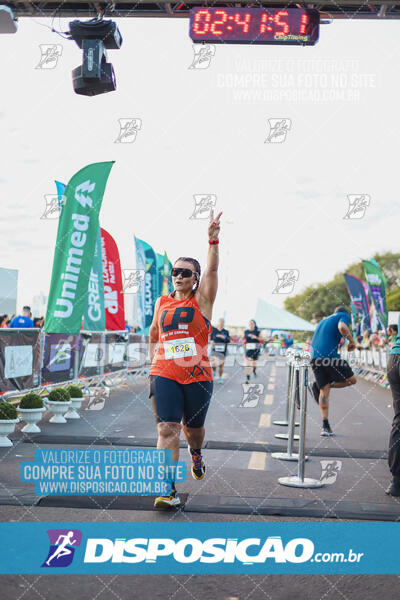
[264, 394, 273, 405]
[267, 383, 274, 391]
[259, 413, 271, 427]
[248, 452, 267, 470]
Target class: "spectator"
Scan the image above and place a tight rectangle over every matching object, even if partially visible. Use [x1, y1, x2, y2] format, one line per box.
[370, 330, 381, 349]
[361, 330, 371, 349]
[9, 306, 34, 328]
[0, 314, 8, 328]
[387, 324, 398, 350]
[33, 317, 44, 328]
[125, 320, 131, 333]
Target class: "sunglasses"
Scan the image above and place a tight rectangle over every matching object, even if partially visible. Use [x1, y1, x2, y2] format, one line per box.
[171, 268, 196, 278]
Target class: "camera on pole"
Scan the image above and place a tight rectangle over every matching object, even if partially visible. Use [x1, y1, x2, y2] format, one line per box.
[69, 18, 123, 97]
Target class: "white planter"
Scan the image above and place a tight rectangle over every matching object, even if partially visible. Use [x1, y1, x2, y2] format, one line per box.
[18, 407, 45, 433]
[65, 397, 84, 420]
[44, 400, 71, 424]
[0, 418, 19, 447]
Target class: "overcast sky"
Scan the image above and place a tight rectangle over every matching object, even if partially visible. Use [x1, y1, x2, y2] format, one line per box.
[0, 15, 399, 326]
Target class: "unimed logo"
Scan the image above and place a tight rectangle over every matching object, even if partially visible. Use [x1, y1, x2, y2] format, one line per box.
[83, 536, 314, 564]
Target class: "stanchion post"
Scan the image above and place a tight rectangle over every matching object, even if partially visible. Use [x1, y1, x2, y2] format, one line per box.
[278, 353, 323, 489]
[273, 348, 299, 428]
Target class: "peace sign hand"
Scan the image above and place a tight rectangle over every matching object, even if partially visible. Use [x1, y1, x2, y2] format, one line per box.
[208, 209, 222, 242]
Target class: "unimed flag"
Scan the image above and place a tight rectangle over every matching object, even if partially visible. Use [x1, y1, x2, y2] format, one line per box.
[44, 162, 114, 334]
[362, 259, 388, 330]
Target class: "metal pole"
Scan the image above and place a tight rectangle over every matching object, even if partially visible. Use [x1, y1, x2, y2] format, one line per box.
[279, 354, 323, 488]
[275, 350, 300, 440]
[273, 348, 299, 427]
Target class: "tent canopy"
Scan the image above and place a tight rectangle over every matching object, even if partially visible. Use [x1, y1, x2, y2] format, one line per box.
[255, 299, 315, 332]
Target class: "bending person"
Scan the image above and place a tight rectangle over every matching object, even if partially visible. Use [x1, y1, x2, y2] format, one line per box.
[310, 306, 357, 436]
[149, 209, 222, 508]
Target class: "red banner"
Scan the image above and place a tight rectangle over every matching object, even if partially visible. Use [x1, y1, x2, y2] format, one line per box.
[101, 227, 125, 330]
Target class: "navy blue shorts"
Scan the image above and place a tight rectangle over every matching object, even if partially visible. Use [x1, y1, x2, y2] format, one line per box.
[149, 375, 213, 428]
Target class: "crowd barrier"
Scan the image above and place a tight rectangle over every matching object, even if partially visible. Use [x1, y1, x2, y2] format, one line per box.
[341, 347, 390, 388]
[0, 329, 149, 400]
[0, 333, 276, 400]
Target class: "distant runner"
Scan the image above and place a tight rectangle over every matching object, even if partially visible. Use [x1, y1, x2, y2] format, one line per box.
[310, 306, 357, 436]
[243, 319, 263, 384]
[210, 318, 230, 384]
[149, 209, 222, 508]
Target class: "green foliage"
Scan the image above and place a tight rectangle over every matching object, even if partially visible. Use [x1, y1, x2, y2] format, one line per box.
[0, 402, 18, 420]
[284, 252, 400, 322]
[387, 288, 400, 311]
[66, 385, 83, 398]
[47, 388, 70, 403]
[19, 393, 44, 409]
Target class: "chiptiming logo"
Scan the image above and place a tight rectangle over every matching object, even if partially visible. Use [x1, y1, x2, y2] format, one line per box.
[42, 529, 82, 568]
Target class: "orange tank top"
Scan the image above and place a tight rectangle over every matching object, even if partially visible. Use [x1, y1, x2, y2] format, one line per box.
[149, 292, 213, 384]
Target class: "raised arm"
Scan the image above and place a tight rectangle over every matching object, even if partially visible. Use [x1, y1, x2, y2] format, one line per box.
[196, 209, 222, 320]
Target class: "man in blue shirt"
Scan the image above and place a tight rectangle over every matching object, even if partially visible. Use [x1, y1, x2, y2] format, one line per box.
[9, 306, 34, 328]
[310, 306, 357, 436]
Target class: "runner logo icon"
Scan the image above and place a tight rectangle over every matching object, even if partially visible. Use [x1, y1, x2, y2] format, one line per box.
[42, 529, 82, 568]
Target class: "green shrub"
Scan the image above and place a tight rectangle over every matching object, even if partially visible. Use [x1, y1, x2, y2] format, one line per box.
[0, 402, 18, 420]
[47, 388, 70, 403]
[66, 385, 83, 398]
[19, 393, 44, 409]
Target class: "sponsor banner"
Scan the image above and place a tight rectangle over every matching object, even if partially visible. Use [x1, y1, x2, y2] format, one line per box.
[78, 332, 104, 378]
[168, 258, 173, 293]
[55, 180, 66, 214]
[41, 333, 78, 385]
[343, 273, 371, 332]
[84, 226, 106, 331]
[134, 236, 146, 332]
[0, 329, 40, 393]
[156, 251, 170, 297]
[127, 333, 148, 368]
[45, 162, 114, 334]
[1, 523, 400, 574]
[134, 238, 157, 334]
[104, 332, 126, 373]
[101, 228, 125, 331]
[362, 259, 388, 330]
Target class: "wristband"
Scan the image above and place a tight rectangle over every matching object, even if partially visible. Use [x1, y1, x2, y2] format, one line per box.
[209, 240, 219, 245]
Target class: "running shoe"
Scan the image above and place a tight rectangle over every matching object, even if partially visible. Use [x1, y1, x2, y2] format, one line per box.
[188, 447, 206, 480]
[320, 423, 334, 436]
[154, 490, 181, 509]
[311, 382, 320, 405]
[218, 377, 223, 384]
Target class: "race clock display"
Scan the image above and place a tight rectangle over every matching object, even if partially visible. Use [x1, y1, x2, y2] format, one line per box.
[189, 7, 320, 46]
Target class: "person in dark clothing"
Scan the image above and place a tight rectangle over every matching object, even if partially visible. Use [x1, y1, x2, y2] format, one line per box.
[210, 318, 230, 384]
[386, 316, 400, 496]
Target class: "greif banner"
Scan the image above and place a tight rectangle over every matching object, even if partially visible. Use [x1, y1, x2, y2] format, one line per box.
[343, 273, 371, 332]
[84, 226, 105, 331]
[134, 236, 146, 333]
[101, 228, 125, 331]
[362, 259, 388, 330]
[44, 162, 114, 334]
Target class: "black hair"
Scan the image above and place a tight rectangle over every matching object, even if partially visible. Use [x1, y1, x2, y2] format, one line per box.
[174, 257, 201, 294]
[389, 324, 398, 334]
[249, 319, 259, 334]
[334, 306, 349, 315]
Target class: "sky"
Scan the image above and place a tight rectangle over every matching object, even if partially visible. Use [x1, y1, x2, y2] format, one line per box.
[0, 14, 399, 326]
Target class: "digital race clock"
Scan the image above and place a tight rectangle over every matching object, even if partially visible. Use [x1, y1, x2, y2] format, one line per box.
[189, 7, 320, 46]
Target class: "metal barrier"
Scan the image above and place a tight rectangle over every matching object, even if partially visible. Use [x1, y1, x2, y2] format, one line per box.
[273, 348, 323, 489]
[0, 329, 150, 401]
[273, 347, 299, 428]
[341, 346, 390, 388]
[274, 349, 300, 441]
